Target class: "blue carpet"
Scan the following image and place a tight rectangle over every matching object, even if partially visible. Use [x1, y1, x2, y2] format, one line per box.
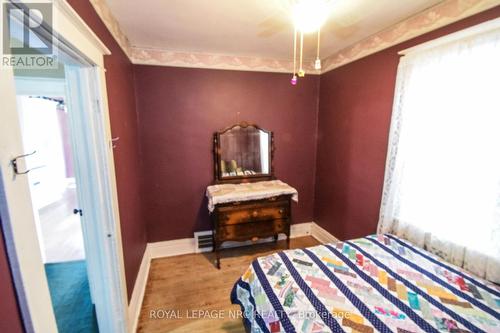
[45, 260, 99, 333]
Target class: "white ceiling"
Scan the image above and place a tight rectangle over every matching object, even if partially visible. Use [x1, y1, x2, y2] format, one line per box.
[105, 0, 443, 61]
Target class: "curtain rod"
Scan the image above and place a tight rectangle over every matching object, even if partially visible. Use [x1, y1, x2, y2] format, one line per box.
[399, 17, 500, 56]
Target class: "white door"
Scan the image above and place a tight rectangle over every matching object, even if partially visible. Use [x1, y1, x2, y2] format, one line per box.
[1, 63, 128, 333]
[0, 3, 128, 333]
[64, 64, 113, 316]
[0, 64, 58, 333]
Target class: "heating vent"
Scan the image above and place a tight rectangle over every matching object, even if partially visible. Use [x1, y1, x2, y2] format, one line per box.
[194, 230, 213, 253]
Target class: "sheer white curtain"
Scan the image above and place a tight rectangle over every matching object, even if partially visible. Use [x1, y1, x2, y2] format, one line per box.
[378, 26, 500, 283]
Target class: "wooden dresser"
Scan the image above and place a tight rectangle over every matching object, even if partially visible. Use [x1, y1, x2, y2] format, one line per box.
[208, 122, 297, 269]
[211, 195, 292, 268]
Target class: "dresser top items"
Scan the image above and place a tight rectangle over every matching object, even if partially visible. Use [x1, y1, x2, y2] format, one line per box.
[206, 180, 298, 212]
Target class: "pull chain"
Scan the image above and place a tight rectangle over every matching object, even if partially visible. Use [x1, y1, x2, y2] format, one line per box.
[291, 28, 297, 85]
[298, 31, 305, 77]
[315, 28, 322, 70]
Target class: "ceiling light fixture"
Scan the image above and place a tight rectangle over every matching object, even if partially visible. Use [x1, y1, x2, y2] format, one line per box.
[292, 0, 329, 33]
[290, 0, 331, 85]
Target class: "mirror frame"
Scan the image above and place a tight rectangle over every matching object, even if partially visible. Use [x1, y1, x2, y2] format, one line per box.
[213, 121, 274, 184]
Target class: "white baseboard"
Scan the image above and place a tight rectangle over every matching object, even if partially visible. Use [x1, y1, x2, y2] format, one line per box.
[311, 222, 339, 244]
[148, 238, 196, 259]
[147, 222, 316, 259]
[128, 247, 151, 333]
[127, 221, 338, 332]
[291, 221, 313, 239]
[216, 221, 314, 250]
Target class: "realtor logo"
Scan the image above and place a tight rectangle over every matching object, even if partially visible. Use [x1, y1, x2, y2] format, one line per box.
[1, 1, 57, 69]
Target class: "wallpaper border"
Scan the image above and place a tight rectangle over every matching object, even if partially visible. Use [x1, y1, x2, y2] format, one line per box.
[89, 0, 132, 57]
[130, 47, 318, 73]
[321, 0, 500, 73]
[90, 0, 500, 73]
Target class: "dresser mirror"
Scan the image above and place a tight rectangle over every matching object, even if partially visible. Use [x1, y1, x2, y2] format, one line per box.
[213, 122, 274, 183]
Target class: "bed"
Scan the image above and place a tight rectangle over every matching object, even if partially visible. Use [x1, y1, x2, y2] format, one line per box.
[231, 234, 500, 333]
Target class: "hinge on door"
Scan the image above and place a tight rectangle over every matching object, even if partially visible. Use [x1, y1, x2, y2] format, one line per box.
[111, 137, 120, 149]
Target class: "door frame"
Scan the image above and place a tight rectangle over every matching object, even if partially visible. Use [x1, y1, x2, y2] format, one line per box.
[0, 0, 129, 332]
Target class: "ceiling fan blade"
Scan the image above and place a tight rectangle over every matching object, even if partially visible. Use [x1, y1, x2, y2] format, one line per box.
[257, 16, 291, 37]
[324, 21, 360, 39]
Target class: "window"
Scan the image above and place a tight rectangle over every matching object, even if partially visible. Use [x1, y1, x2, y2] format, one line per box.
[379, 22, 500, 279]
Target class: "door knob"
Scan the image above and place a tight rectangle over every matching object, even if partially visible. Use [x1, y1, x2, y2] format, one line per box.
[73, 208, 83, 216]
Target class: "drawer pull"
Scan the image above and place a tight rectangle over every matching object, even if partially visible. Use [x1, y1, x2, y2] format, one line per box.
[279, 209, 284, 215]
[251, 236, 258, 242]
[252, 210, 259, 217]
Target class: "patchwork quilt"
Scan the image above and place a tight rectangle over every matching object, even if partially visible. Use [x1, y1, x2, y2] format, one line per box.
[231, 234, 500, 333]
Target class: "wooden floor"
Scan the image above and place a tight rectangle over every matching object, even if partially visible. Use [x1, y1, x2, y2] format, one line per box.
[137, 236, 320, 333]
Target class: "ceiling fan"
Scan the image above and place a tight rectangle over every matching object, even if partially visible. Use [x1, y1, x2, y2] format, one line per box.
[257, 0, 362, 39]
[255, 0, 363, 84]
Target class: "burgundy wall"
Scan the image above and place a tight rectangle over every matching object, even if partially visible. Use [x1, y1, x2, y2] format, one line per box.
[3, 5, 498, 325]
[134, 66, 319, 242]
[67, 1, 146, 299]
[314, 6, 500, 241]
[0, 219, 24, 333]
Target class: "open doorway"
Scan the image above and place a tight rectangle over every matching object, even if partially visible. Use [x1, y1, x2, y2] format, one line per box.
[0, 2, 127, 332]
[16, 94, 84, 263]
[14, 71, 98, 333]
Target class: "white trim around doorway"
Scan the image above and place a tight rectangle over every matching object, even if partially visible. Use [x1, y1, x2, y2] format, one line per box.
[0, 1, 129, 332]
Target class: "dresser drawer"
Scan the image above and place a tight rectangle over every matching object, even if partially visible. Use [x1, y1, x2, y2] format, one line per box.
[217, 201, 289, 226]
[217, 219, 289, 242]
